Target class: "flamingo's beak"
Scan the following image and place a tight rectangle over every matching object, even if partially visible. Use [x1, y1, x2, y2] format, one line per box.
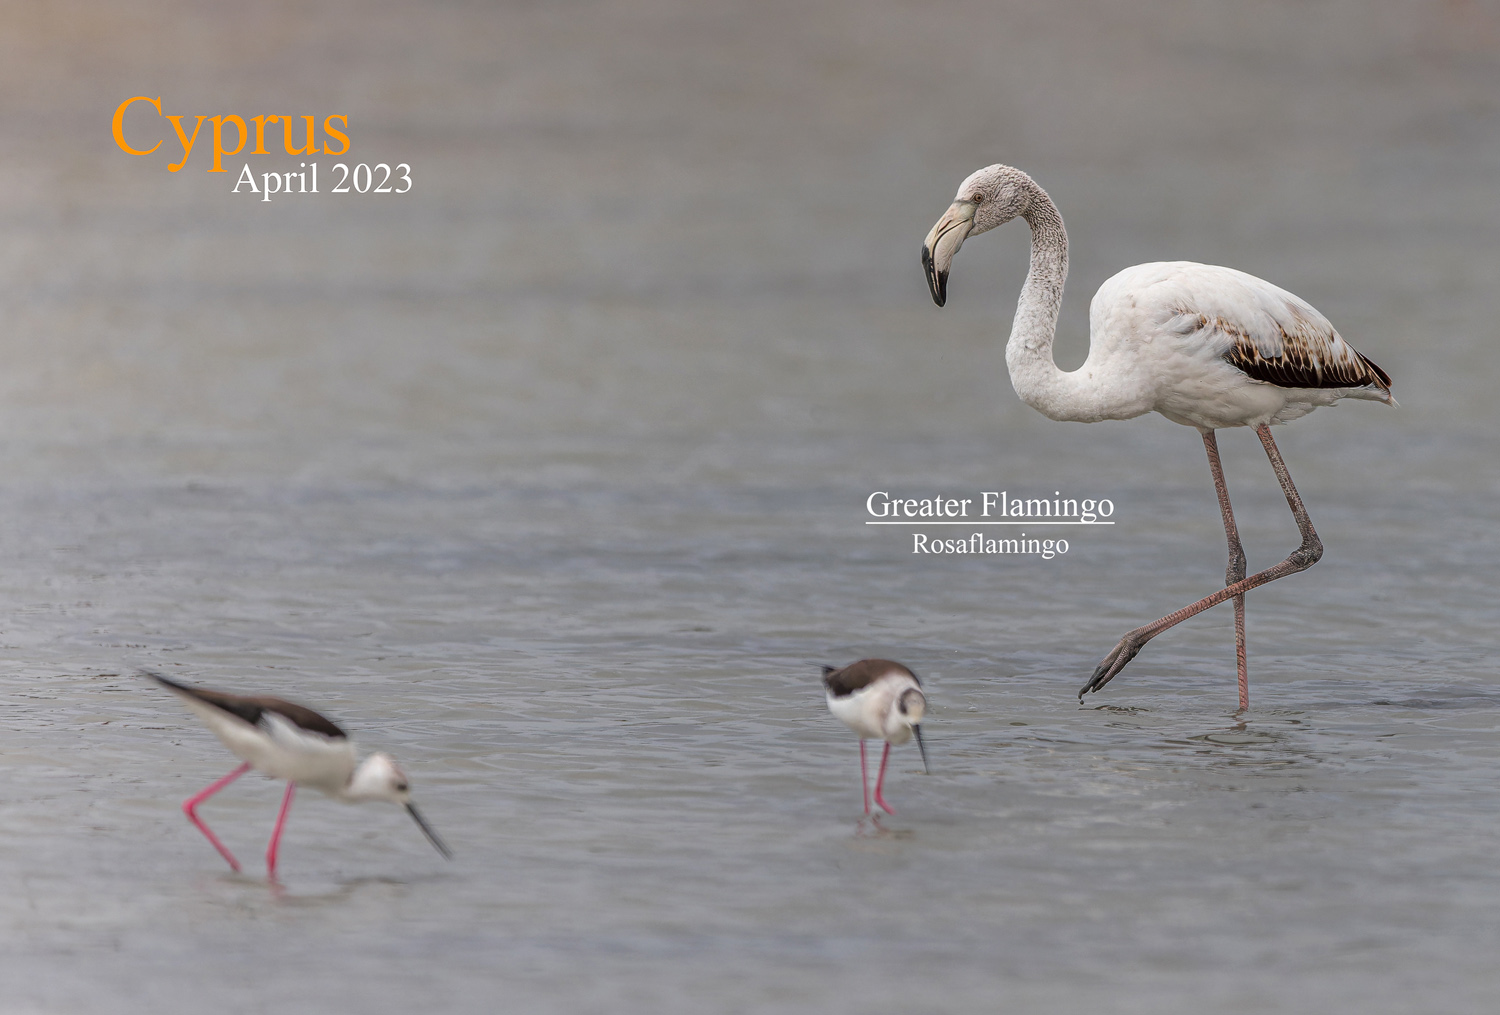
[922, 200, 976, 307]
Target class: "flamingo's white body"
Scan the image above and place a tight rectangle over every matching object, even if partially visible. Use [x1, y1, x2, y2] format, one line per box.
[921, 165, 1393, 707]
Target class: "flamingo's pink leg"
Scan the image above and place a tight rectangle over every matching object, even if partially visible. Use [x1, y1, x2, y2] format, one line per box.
[1081, 424, 1321, 701]
[1203, 430, 1250, 710]
[182, 762, 251, 872]
[265, 782, 296, 878]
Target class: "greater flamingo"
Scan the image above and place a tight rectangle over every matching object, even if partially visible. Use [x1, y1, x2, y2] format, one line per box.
[920, 165, 1393, 708]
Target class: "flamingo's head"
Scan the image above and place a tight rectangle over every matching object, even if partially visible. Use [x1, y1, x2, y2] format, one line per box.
[922, 163, 1038, 306]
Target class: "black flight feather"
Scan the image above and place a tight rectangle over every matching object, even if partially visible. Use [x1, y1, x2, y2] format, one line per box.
[144, 670, 347, 739]
[821, 659, 920, 698]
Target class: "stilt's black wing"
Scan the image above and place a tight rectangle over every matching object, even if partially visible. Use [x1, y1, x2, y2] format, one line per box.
[821, 659, 919, 698]
[144, 670, 347, 739]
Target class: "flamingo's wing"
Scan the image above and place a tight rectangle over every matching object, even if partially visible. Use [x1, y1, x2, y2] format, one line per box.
[1156, 265, 1391, 392]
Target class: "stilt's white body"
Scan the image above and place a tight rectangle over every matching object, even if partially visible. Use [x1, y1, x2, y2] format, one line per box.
[172, 692, 360, 796]
[825, 672, 922, 744]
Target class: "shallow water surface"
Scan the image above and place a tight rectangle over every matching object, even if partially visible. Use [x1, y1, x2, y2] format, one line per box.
[3, 2, 1500, 1013]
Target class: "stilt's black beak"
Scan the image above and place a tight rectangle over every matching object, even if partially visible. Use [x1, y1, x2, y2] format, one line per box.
[406, 803, 452, 859]
[913, 725, 930, 775]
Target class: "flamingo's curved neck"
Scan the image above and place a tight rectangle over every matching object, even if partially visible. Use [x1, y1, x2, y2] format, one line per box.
[1004, 180, 1137, 423]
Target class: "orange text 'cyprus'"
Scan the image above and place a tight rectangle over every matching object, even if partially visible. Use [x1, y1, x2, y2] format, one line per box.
[112, 97, 350, 172]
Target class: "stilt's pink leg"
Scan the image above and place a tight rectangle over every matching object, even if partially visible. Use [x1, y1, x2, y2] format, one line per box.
[265, 782, 296, 878]
[182, 762, 251, 872]
[873, 742, 895, 815]
[859, 740, 870, 815]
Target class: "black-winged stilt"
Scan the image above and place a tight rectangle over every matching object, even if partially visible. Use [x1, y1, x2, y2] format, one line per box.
[147, 671, 451, 877]
[822, 659, 929, 815]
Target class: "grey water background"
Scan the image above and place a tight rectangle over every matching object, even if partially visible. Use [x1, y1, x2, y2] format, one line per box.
[2, 2, 1499, 1012]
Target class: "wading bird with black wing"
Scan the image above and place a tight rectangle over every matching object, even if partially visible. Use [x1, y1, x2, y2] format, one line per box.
[823, 659, 929, 814]
[147, 671, 451, 877]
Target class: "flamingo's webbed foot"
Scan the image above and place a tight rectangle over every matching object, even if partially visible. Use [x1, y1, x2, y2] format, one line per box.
[1079, 632, 1146, 700]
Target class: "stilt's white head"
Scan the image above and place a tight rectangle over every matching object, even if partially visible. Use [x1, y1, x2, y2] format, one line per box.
[883, 687, 926, 741]
[347, 751, 411, 802]
[345, 752, 453, 859]
[885, 687, 930, 775]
